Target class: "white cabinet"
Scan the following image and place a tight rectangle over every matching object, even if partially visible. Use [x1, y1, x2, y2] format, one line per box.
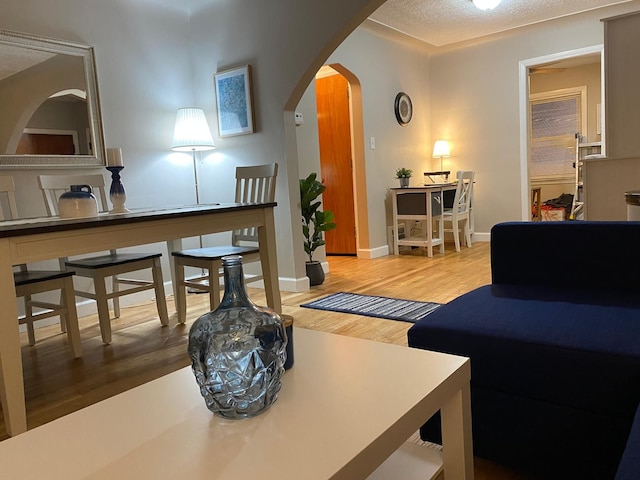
[571, 137, 602, 220]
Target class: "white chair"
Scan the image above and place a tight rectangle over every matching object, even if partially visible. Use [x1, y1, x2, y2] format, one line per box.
[443, 171, 474, 253]
[171, 163, 278, 323]
[0, 176, 82, 357]
[37, 174, 169, 345]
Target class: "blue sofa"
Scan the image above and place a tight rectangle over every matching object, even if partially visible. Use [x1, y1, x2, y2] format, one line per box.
[407, 221, 640, 479]
[616, 403, 640, 479]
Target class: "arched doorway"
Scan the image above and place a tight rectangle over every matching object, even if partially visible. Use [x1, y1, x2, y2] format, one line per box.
[314, 63, 369, 258]
[315, 67, 356, 255]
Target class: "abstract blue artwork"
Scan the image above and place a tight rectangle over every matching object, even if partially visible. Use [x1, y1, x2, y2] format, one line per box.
[214, 65, 255, 137]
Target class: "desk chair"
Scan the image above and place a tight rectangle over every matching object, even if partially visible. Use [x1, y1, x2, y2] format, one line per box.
[443, 171, 474, 253]
[171, 163, 278, 323]
[0, 176, 82, 357]
[37, 174, 169, 345]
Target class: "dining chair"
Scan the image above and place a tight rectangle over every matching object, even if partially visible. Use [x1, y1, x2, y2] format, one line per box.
[37, 174, 169, 345]
[0, 176, 82, 358]
[443, 170, 474, 253]
[171, 163, 278, 323]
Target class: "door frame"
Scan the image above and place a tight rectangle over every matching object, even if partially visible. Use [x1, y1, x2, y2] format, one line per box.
[518, 45, 604, 221]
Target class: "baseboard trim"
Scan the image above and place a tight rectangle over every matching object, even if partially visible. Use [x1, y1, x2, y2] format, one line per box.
[472, 232, 490, 243]
[358, 246, 389, 259]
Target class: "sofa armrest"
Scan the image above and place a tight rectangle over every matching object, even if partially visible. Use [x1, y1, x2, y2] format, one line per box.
[490, 221, 640, 292]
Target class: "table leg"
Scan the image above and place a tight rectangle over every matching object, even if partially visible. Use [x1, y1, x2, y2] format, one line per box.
[166, 238, 183, 312]
[0, 239, 27, 436]
[392, 191, 400, 255]
[438, 204, 445, 255]
[257, 208, 282, 313]
[426, 192, 434, 258]
[441, 383, 474, 479]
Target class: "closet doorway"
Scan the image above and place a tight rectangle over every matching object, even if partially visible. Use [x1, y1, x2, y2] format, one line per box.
[315, 66, 357, 255]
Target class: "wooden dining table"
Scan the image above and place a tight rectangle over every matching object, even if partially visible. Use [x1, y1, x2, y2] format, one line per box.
[0, 203, 281, 437]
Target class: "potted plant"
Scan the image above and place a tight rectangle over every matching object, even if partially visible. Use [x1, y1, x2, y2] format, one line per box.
[395, 167, 412, 188]
[300, 173, 337, 286]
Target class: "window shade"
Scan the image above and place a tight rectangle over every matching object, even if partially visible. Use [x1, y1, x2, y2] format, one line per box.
[530, 95, 579, 178]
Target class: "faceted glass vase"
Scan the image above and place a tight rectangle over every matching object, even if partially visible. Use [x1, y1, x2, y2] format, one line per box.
[188, 255, 288, 419]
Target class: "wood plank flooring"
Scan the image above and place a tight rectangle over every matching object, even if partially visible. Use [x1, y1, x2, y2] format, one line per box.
[1, 241, 531, 479]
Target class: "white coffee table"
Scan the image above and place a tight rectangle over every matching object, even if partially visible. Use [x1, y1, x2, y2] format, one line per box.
[0, 328, 473, 479]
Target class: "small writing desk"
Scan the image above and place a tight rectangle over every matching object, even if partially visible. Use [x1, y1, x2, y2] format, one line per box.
[391, 184, 457, 257]
[0, 203, 280, 436]
[0, 328, 473, 479]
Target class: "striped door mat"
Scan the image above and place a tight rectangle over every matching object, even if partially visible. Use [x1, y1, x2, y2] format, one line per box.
[300, 292, 441, 323]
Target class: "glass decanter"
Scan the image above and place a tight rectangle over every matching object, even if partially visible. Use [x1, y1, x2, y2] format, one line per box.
[188, 255, 287, 419]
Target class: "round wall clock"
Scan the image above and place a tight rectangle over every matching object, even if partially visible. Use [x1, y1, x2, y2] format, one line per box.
[394, 92, 413, 126]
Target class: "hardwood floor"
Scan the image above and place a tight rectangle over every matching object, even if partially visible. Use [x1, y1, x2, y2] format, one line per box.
[1, 241, 530, 478]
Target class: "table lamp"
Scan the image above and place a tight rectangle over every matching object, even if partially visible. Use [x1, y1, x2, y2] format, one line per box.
[171, 107, 216, 205]
[425, 140, 451, 183]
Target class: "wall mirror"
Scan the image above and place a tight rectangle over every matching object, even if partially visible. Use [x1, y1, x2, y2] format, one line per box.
[0, 29, 105, 168]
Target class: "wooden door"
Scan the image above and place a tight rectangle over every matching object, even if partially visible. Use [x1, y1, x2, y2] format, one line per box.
[316, 73, 356, 255]
[17, 133, 76, 154]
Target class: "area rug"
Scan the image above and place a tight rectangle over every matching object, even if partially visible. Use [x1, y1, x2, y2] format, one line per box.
[300, 292, 441, 324]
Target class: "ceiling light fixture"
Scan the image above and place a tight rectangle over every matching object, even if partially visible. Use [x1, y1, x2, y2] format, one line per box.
[472, 0, 502, 10]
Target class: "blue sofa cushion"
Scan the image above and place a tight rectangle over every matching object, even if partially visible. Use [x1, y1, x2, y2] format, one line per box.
[491, 221, 640, 293]
[408, 285, 640, 418]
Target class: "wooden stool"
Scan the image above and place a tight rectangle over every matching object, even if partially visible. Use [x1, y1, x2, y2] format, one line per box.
[531, 187, 542, 221]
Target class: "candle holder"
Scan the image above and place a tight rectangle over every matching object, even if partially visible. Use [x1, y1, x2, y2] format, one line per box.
[106, 166, 130, 214]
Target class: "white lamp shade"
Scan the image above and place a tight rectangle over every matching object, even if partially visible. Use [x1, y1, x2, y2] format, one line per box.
[432, 140, 451, 158]
[472, 0, 501, 10]
[171, 108, 215, 151]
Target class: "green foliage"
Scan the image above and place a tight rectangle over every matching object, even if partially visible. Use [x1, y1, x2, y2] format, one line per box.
[395, 167, 412, 178]
[300, 173, 337, 263]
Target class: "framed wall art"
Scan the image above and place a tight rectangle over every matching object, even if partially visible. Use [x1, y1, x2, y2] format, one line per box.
[214, 64, 255, 137]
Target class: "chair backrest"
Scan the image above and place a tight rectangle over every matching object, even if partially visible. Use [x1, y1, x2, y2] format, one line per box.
[0, 175, 19, 221]
[234, 163, 278, 204]
[37, 174, 109, 216]
[232, 163, 278, 244]
[0, 176, 38, 275]
[451, 171, 474, 216]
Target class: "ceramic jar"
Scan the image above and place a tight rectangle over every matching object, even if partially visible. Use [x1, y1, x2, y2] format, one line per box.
[58, 185, 99, 218]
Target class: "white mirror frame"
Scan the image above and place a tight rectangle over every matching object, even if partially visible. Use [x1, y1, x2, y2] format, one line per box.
[0, 29, 105, 168]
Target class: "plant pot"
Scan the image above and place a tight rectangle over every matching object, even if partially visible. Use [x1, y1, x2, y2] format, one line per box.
[399, 177, 410, 188]
[306, 261, 325, 286]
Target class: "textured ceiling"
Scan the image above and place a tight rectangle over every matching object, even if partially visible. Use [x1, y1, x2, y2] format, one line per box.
[133, 0, 633, 47]
[369, 0, 633, 46]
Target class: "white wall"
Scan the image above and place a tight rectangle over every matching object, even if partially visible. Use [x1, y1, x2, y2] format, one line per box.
[1, 0, 385, 311]
[429, 2, 640, 234]
[295, 1, 640, 254]
[2, 0, 196, 316]
[296, 26, 432, 258]
[3, 0, 640, 315]
[187, 0, 385, 289]
[2, 1, 194, 216]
